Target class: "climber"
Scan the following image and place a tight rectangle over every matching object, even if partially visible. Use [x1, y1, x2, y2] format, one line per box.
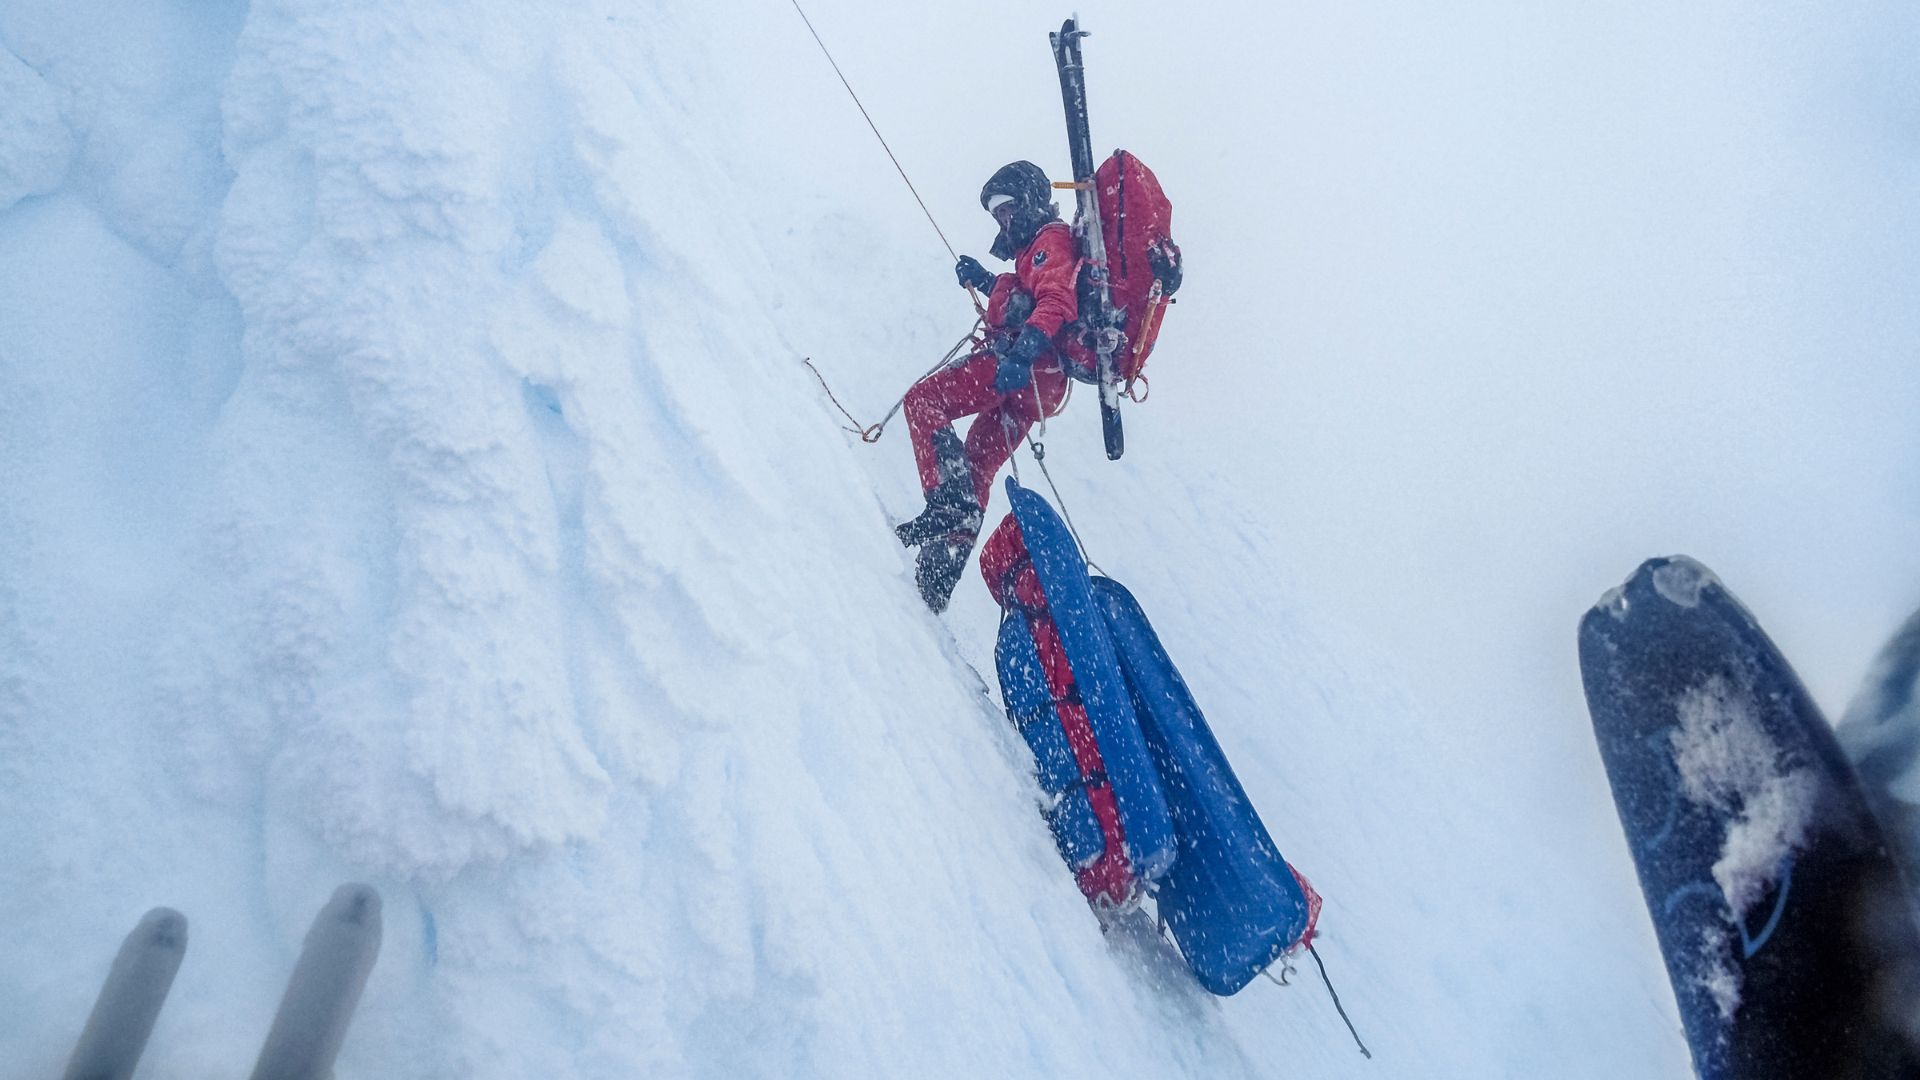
[895, 160, 1078, 612]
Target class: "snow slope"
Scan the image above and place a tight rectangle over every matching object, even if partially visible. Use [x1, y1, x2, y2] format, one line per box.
[3, 0, 1912, 1076]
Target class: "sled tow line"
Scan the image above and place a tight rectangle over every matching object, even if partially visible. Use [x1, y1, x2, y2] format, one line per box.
[1309, 943, 1372, 1060]
[1015, 394, 1106, 577]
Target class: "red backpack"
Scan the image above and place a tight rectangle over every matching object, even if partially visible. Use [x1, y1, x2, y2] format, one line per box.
[1065, 150, 1182, 387]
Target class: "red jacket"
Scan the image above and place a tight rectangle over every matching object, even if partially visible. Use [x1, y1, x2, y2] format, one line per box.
[984, 221, 1079, 342]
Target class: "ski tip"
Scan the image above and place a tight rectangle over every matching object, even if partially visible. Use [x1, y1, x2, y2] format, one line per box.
[322, 883, 383, 930]
[1586, 554, 1723, 627]
[132, 907, 189, 954]
[1644, 555, 1720, 610]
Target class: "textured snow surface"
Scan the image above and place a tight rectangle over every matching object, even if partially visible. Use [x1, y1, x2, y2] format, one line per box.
[6, 0, 1912, 1077]
[0, 3, 1556, 1077]
[0, 46, 71, 209]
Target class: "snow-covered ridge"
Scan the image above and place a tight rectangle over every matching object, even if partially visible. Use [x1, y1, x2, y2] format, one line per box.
[2, 4, 1384, 1075]
[0, 1, 1770, 1076]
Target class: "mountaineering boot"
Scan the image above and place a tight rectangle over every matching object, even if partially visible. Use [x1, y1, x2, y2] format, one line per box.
[895, 425, 979, 547]
[895, 481, 983, 548]
[914, 523, 982, 613]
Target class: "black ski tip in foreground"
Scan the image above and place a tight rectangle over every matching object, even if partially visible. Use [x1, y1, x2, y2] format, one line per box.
[1578, 555, 1920, 1080]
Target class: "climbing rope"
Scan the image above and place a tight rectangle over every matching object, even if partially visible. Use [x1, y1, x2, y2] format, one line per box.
[787, 0, 985, 316]
[802, 321, 983, 442]
[788, 0, 957, 260]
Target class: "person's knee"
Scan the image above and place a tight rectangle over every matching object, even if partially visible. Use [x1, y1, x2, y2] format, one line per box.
[903, 385, 940, 428]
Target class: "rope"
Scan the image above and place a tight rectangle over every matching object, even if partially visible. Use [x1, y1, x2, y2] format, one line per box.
[1308, 944, 1373, 1060]
[788, 0, 957, 261]
[1004, 364, 1102, 573]
[802, 321, 983, 442]
[1032, 438, 1105, 578]
[786, 0, 986, 315]
[802, 358, 879, 441]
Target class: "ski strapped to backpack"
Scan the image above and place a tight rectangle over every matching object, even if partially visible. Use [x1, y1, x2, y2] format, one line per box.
[1077, 150, 1180, 392]
[1049, 18, 1183, 460]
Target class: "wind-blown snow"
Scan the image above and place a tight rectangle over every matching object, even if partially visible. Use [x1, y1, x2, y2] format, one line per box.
[5, 0, 1912, 1076]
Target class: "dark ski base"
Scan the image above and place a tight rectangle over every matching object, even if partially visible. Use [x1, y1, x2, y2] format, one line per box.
[1579, 556, 1920, 1080]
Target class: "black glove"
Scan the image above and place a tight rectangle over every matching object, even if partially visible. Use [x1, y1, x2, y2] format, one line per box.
[955, 255, 997, 294]
[993, 324, 1052, 393]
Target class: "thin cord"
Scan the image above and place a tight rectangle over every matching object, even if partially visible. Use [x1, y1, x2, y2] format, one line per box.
[787, 0, 960, 264]
[801, 320, 983, 442]
[802, 358, 876, 440]
[1309, 944, 1373, 1060]
[1034, 443, 1104, 578]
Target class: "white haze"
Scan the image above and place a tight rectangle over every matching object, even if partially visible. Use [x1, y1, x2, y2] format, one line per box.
[1, 1, 1916, 1077]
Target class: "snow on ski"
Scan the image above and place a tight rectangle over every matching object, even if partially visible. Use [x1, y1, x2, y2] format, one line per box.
[1579, 556, 1920, 1079]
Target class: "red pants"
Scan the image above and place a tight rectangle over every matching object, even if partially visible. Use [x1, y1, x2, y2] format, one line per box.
[904, 349, 1068, 510]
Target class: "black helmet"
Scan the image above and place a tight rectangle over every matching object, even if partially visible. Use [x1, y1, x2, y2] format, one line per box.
[980, 160, 1059, 260]
[980, 160, 1052, 213]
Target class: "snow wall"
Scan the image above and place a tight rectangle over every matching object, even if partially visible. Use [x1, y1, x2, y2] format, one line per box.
[0, 2, 1690, 1077]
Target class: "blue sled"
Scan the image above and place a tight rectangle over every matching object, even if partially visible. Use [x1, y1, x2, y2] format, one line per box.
[1092, 577, 1312, 995]
[997, 479, 1309, 994]
[1004, 479, 1178, 882]
[997, 612, 1111, 869]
